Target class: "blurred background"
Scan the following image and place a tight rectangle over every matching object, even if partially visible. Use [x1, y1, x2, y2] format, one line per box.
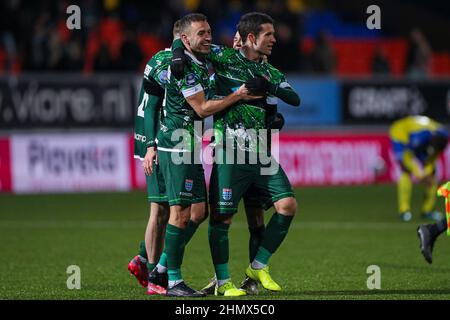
[0, 0, 449, 193]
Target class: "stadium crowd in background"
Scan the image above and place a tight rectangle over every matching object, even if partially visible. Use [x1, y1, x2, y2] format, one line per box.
[1, 0, 450, 76]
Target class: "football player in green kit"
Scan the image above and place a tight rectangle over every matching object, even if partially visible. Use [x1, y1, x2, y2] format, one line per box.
[200, 30, 287, 296]
[150, 13, 261, 297]
[171, 12, 301, 296]
[128, 20, 208, 295]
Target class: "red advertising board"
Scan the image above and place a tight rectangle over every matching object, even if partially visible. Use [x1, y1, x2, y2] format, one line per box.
[0, 138, 12, 192]
[276, 132, 450, 186]
[2, 132, 448, 193]
[276, 132, 393, 186]
[129, 131, 450, 189]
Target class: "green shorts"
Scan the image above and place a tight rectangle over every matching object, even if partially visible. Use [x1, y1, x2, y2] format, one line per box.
[209, 161, 294, 214]
[146, 162, 168, 203]
[157, 150, 206, 206]
[242, 186, 270, 210]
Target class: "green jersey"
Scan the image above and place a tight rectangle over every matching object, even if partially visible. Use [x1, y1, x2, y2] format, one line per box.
[133, 49, 171, 160]
[156, 51, 213, 152]
[208, 45, 289, 153]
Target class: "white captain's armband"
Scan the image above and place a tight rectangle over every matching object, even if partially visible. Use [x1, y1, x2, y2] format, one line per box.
[182, 84, 204, 98]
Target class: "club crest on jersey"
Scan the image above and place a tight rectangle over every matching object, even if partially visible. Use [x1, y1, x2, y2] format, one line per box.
[185, 179, 193, 192]
[186, 73, 196, 85]
[159, 70, 168, 84]
[222, 188, 232, 201]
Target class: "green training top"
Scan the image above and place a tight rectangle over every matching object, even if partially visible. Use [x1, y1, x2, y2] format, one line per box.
[133, 49, 171, 159]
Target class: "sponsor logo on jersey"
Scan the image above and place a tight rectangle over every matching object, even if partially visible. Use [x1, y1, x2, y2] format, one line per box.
[134, 133, 146, 143]
[227, 66, 241, 73]
[218, 201, 233, 206]
[185, 179, 193, 192]
[144, 65, 151, 76]
[186, 73, 196, 85]
[222, 188, 232, 200]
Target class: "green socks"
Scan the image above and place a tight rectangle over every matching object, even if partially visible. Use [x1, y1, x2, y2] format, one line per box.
[254, 213, 293, 265]
[145, 219, 199, 273]
[184, 220, 200, 244]
[138, 241, 156, 270]
[208, 221, 231, 281]
[248, 225, 265, 262]
[138, 240, 147, 260]
[165, 224, 186, 281]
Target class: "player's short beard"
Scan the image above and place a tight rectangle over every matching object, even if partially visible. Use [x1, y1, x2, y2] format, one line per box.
[253, 38, 271, 58]
[257, 48, 269, 57]
[191, 47, 209, 60]
[185, 37, 208, 60]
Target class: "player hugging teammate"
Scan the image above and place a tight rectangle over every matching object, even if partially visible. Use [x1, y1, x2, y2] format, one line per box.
[128, 12, 301, 297]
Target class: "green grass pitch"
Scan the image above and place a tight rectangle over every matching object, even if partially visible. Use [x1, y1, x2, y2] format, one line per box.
[1, 184, 450, 300]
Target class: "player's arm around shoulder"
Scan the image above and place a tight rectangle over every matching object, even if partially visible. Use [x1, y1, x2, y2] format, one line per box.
[208, 44, 236, 67]
[185, 83, 258, 118]
[143, 51, 170, 97]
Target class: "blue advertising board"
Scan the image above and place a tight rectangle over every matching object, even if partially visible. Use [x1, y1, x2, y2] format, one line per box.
[278, 77, 341, 128]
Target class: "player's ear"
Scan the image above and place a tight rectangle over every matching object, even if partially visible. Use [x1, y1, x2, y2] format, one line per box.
[247, 33, 256, 46]
[181, 33, 190, 47]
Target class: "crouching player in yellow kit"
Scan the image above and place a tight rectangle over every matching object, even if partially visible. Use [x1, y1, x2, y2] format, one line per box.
[389, 116, 448, 222]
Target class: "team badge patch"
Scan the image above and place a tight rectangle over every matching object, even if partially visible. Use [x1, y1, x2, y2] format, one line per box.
[185, 179, 193, 192]
[222, 188, 232, 201]
[159, 70, 168, 84]
[186, 73, 196, 85]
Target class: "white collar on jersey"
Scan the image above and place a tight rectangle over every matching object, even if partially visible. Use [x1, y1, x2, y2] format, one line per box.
[184, 50, 204, 65]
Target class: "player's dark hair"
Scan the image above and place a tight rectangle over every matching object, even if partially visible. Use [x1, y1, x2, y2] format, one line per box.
[237, 12, 274, 43]
[173, 19, 182, 38]
[178, 13, 208, 34]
